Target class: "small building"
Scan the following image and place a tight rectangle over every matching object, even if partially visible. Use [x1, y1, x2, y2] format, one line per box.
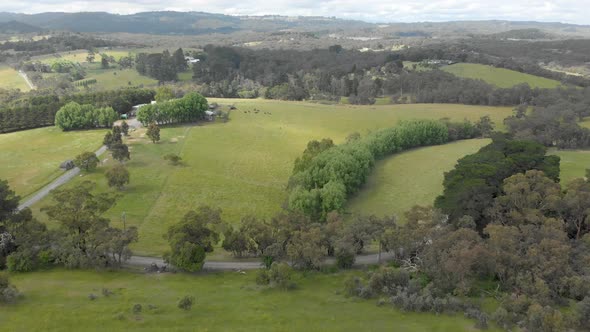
[184, 56, 200, 64]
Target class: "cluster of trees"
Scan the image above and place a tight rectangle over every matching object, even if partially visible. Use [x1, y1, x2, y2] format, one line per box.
[340, 135, 590, 330]
[135, 48, 187, 82]
[287, 119, 485, 222]
[0, 88, 154, 133]
[165, 203, 397, 272]
[136, 92, 208, 125]
[504, 87, 590, 149]
[0, 180, 137, 272]
[435, 134, 560, 231]
[54, 102, 118, 130]
[0, 35, 117, 54]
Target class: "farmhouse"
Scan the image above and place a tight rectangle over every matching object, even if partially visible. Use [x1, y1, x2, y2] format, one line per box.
[185, 56, 200, 64]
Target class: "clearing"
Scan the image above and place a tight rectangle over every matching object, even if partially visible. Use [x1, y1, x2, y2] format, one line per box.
[1, 269, 500, 332]
[442, 63, 562, 89]
[0, 65, 31, 91]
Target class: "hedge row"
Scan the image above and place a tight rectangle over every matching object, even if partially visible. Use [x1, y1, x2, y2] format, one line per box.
[288, 119, 478, 221]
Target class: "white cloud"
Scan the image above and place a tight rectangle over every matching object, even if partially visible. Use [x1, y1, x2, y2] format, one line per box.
[1, 0, 589, 25]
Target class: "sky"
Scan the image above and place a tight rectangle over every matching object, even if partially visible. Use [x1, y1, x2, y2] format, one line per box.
[1, 0, 590, 25]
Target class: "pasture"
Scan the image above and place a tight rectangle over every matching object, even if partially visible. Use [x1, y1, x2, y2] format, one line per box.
[0, 126, 105, 198]
[550, 149, 590, 185]
[0, 65, 30, 91]
[32, 49, 159, 90]
[27, 100, 513, 255]
[1, 269, 500, 332]
[347, 139, 491, 219]
[442, 63, 562, 89]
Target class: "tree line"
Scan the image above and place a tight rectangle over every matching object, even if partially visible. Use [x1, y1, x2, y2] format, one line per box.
[287, 118, 489, 222]
[0, 88, 155, 133]
[54, 102, 118, 131]
[136, 92, 208, 126]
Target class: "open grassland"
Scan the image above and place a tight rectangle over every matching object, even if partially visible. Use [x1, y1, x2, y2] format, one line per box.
[550, 149, 590, 185]
[81, 66, 158, 90]
[0, 66, 30, 91]
[2, 269, 499, 332]
[28, 100, 512, 255]
[442, 63, 562, 89]
[348, 139, 491, 219]
[0, 127, 105, 198]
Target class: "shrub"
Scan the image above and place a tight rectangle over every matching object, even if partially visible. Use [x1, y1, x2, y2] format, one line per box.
[0, 273, 20, 304]
[255, 269, 270, 285]
[88, 293, 97, 301]
[268, 263, 296, 290]
[163, 153, 182, 166]
[132, 303, 142, 314]
[178, 295, 194, 310]
[102, 288, 113, 297]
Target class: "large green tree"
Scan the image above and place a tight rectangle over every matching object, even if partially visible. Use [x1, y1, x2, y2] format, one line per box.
[164, 206, 225, 272]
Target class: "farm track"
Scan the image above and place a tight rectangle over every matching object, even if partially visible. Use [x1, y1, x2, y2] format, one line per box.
[18, 70, 36, 89]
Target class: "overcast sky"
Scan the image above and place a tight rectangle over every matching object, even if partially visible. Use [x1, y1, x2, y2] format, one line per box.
[2, 0, 590, 25]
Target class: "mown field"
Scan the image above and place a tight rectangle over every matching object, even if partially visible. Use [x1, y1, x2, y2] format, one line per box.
[1, 269, 500, 332]
[0, 126, 105, 198]
[348, 139, 491, 218]
[26, 100, 512, 255]
[442, 63, 562, 89]
[0, 65, 30, 91]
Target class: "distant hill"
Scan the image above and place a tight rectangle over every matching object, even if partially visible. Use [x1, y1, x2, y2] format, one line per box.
[0, 11, 372, 35]
[0, 20, 43, 34]
[484, 28, 554, 40]
[0, 12, 589, 38]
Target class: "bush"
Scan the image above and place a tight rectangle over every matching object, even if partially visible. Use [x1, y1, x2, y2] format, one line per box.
[268, 263, 296, 290]
[132, 303, 142, 314]
[178, 295, 194, 310]
[255, 269, 270, 285]
[163, 153, 182, 166]
[335, 249, 355, 269]
[0, 273, 20, 304]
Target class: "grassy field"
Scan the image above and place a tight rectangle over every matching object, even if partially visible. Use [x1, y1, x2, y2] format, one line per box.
[1, 269, 499, 332]
[442, 63, 562, 89]
[33, 49, 159, 90]
[0, 65, 30, 91]
[0, 127, 105, 198]
[348, 139, 490, 219]
[550, 149, 590, 185]
[81, 66, 158, 90]
[26, 100, 512, 255]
